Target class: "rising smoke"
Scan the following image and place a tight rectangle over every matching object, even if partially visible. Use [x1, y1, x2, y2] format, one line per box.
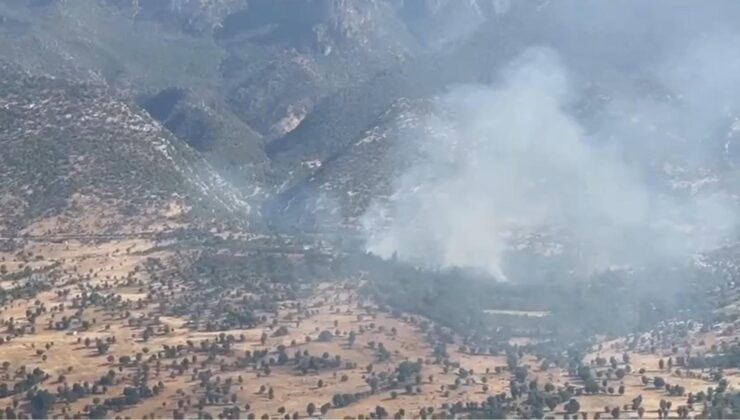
[361, 36, 740, 280]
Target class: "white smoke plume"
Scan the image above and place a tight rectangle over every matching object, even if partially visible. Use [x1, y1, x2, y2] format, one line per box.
[362, 45, 739, 280]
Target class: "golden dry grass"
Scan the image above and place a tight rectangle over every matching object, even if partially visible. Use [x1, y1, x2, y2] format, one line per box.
[0, 235, 736, 419]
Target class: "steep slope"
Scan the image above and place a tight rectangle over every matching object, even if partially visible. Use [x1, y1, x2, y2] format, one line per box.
[0, 63, 250, 236]
[264, 2, 536, 194]
[267, 0, 740, 237]
[0, 0, 420, 196]
[0, 0, 271, 195]
[0, 0, 506, 204]
[137, 87, 267, 191]
[264, 6, 540, 228]
[268, 98, 431, 229]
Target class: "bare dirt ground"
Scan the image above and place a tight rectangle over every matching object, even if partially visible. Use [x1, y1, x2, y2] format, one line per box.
[0, 238, 510, 418]
[0, 235, 736, 419]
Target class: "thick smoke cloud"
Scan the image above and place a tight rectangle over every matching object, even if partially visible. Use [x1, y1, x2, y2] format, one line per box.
[361, 40, 740, 280]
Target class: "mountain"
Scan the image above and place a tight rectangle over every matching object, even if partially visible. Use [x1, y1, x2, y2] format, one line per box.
[265, 0, 740, 239]
[0, 3, 739, 419]
[0, 62, 249, 236]
[0, 0, 424, 196]
[3, 0, 740, 270]
[0, 0, 511, 202]
[0, 0, 511, 238]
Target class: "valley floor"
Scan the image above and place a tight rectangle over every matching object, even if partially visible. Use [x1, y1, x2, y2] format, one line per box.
[0, 237, 737, 419]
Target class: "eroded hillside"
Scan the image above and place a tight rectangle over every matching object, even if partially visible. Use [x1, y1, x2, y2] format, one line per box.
[0, 63, 249, 236]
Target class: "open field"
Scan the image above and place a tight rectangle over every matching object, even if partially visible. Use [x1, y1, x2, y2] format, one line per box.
[0, 234, 736, 419]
